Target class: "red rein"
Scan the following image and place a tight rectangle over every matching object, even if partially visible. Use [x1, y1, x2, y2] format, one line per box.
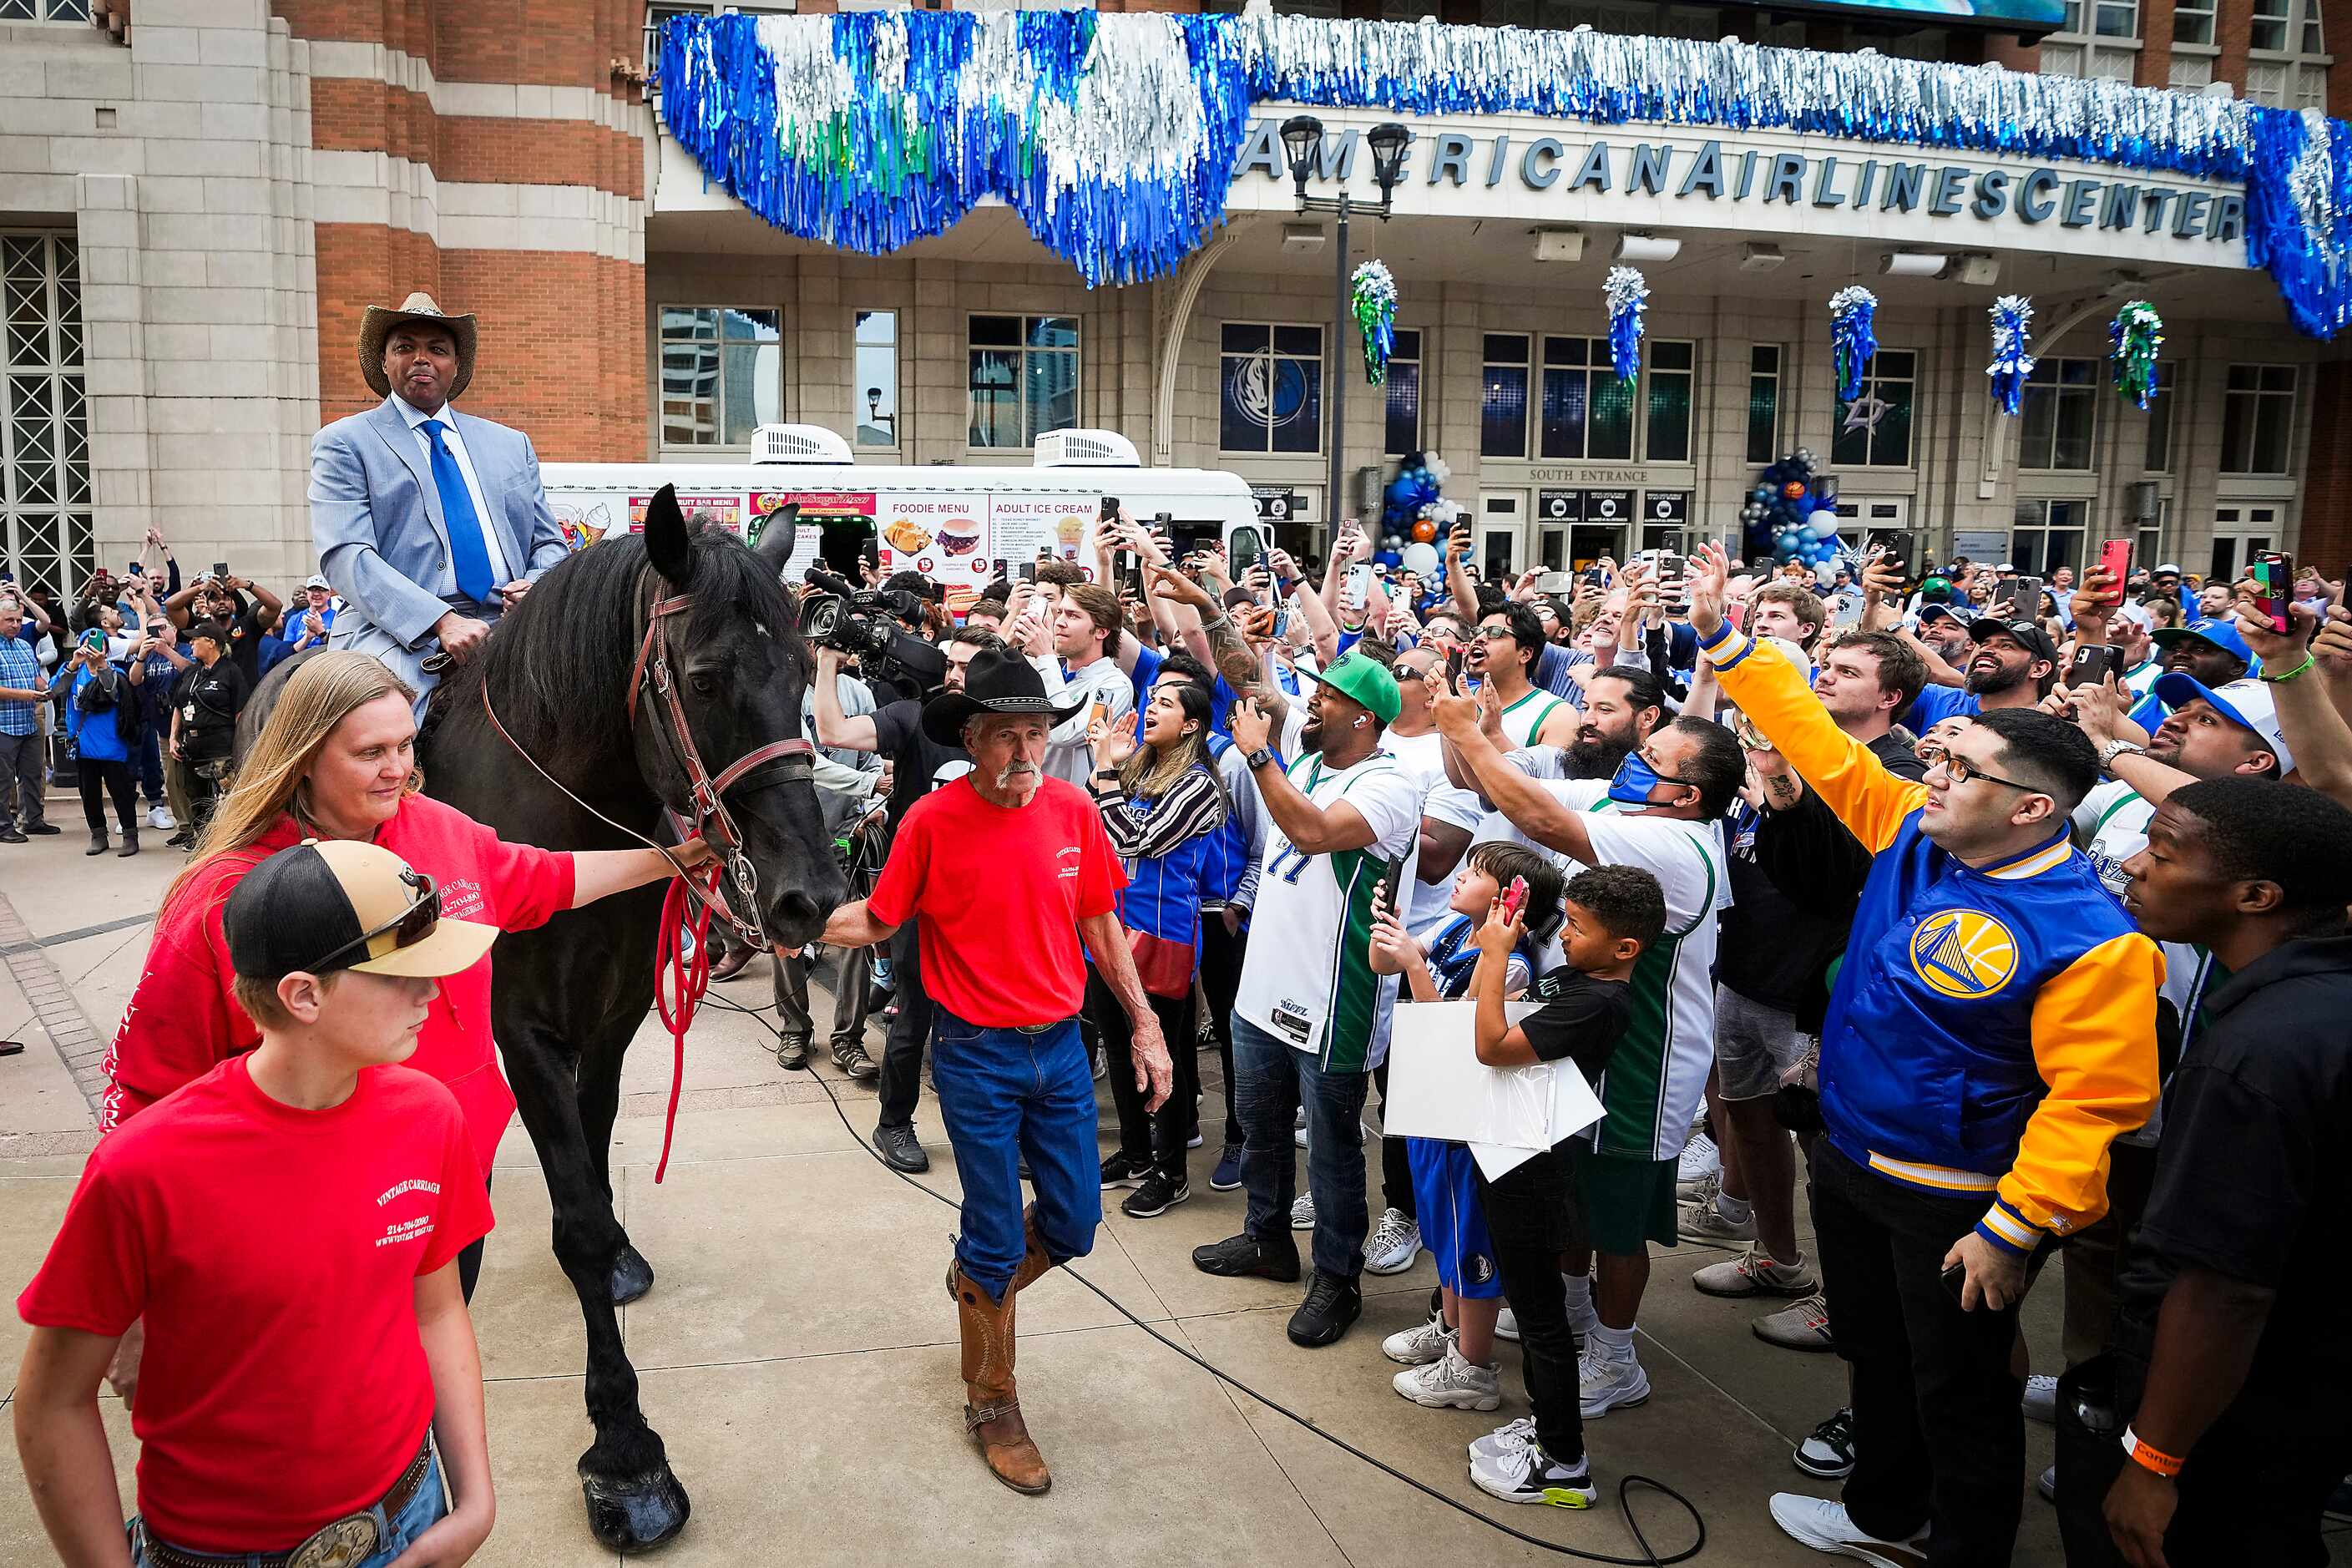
[650, 862, 722, 1183]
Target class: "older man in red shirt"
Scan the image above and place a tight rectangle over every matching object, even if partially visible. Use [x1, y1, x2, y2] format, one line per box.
[823, 648, 1171, 1497]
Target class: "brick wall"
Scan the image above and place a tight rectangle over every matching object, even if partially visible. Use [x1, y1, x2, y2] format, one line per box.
[2301, 362, 2352, 572]
[276, 0, 649, 461]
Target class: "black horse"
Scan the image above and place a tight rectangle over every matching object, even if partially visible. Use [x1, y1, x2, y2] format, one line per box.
[412, 493, 843, 1547]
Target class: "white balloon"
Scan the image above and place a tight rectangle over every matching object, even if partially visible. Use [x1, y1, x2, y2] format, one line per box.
[1401, 542, 1440, 575]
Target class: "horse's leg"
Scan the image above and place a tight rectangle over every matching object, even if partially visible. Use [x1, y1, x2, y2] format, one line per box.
[577, 1019, 654, 1306]
[504, 1024, 690, 1551]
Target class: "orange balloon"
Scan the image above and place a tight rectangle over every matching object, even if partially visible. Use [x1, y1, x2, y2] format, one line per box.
[1782, 480, 1808, 501]
[1410, 518, 1438, 543]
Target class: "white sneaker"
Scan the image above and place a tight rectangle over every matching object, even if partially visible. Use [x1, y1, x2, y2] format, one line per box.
[1382, 1312, 1451, 1366]
[2023, 1373, 2058, 1425]
[1363, 1207, 1422, 1274]
[1768, 1495, 1926, 1566]
[1693, 1242, 1818, 1298]
[1293, 1105, 1308, 1148]
[1469, 1441, 1596, 1509]
[145, 804, 174, 830]
[1675, 1131, 1720, 1198]
[1678, 1196, 1758, 1243]
[1289, 1192, 1316, 1231]
[1577, 1346, 1651, 1417]
[1393, 1343, 1502, 1411]
[1495, 1273, 1592, 1344]
[1469, 1414, 1538, 1462]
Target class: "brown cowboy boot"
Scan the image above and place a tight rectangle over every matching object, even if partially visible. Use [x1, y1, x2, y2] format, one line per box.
[948, 1265, 1050, 1494]
[1009, 1204, 1054, 1296]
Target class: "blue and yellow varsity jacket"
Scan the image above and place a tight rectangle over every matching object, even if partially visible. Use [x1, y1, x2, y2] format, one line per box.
[1702, 623, 2163, 1257]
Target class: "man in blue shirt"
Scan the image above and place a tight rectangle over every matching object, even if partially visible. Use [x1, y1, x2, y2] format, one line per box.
[0, 599, 58, 841]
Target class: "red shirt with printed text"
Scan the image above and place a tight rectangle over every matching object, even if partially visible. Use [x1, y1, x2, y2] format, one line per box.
[99, 793, 576, 1171]
[18, 1058, 493, 1551]
[867, 775, 1124, 1026]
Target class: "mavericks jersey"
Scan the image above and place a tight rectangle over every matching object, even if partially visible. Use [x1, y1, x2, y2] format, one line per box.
[1235, 749, 1423, 1073]
[1496, 688, 1571, 751]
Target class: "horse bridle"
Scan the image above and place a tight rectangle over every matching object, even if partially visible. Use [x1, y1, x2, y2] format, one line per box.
[623, 579, 815, 945]
[481, 571, 814, 949]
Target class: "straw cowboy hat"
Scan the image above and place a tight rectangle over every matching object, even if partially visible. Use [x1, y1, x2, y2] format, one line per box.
[358, 291, 478, 400]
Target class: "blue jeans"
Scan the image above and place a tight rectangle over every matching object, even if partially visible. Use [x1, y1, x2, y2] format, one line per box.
[132, 1448, 446, 1568]
[929, 1008, 1100, 1301]
[1232, 1014, 1371, 1279]
[135, 717, 163, 803]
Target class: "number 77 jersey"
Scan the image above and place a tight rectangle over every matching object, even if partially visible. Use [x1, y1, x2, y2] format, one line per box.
[1235, 750, 1424, 1074]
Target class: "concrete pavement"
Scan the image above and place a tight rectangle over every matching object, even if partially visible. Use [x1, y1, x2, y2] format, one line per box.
[0, 802, 2208, 1567]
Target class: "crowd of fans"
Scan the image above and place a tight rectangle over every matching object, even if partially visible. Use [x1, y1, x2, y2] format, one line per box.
[10, 498, 2350, 1565]
[0, 527, 355, 855]
[785, 512, 2352, 1562]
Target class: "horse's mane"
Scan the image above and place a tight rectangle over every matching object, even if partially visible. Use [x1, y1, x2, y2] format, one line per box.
[432, 524, 807, 774]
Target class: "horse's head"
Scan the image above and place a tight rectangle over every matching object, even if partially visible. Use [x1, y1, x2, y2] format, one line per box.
[635, 489, 847, 946]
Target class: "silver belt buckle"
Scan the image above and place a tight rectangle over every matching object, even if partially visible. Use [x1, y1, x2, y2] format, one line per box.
[285, 1514, 378, 1568]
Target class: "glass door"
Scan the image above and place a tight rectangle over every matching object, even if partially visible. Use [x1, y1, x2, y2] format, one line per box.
[1477, 492, 1524, 580]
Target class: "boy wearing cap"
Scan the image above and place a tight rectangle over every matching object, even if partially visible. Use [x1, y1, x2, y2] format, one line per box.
[16, 839, 498, 1568]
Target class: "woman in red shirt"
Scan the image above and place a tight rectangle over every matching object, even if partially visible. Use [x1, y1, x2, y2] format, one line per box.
[100, 652, 701, 1297]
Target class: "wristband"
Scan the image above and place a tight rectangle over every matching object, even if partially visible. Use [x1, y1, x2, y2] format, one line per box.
[2258, 652, 2314, 684]
[2121, 1426, 2183, 1479]
[1201, 612, 1231, 634]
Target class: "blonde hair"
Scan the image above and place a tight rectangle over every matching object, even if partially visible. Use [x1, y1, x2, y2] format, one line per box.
[165, 652, 421, 913]
[230, 969, 341, 1030]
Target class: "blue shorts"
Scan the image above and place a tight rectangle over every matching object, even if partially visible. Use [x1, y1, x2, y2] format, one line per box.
[1407, 1136, 1500, 1299]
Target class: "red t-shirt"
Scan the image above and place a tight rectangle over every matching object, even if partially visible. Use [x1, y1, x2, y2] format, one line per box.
[18, 1058, 493, 1552]
[99, 794, 575, 1171]
[867, 775, 1124, 1027]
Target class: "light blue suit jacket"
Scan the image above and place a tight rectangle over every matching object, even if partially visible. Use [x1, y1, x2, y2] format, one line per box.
[310, 395, 567, 680]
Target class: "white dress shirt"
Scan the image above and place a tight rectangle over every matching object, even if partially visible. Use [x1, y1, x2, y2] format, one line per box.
[397, 397, 514, 599]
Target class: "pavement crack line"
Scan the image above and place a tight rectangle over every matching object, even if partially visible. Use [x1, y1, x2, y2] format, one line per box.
[0, 888, 117, 1117]
[1169, 1310, 1358, 1568]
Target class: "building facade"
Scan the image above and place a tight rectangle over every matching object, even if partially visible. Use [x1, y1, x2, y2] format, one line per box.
[2, 0, 2344, 594]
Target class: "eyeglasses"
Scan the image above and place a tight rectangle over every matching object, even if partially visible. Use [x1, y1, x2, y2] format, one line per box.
[1473, 625, 1517, 641]
[1931, 752, 2041, 794]
[307, 868, 441, 972]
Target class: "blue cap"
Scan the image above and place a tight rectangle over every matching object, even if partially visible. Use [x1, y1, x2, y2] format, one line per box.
[2150, 618, 2253, 667]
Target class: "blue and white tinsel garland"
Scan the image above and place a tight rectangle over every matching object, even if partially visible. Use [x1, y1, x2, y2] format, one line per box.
[1829, 287, 1879, 404]
[1604, 266, 1648, 384]
[1987, 296, 2036, 417]
[658, 7, 2352, 333]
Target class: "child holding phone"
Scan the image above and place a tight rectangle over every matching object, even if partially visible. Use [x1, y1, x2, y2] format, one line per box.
[1462, 864, 1663, 1509]
[1366, 844, 1563, 1419]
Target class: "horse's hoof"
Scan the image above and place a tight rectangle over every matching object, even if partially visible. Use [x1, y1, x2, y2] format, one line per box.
[610, 1243, 655, 1307]
[581, 1464, 690, 1552]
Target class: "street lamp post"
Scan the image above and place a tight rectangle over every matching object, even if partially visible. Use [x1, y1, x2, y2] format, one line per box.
[1281, 116, 1410, 540]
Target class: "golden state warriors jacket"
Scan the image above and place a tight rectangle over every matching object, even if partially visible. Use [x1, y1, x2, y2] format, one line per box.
[1702, 624, 2162, 1257]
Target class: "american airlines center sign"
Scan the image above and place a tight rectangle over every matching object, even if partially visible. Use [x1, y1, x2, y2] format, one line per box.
[1227, 112, 2249, 266]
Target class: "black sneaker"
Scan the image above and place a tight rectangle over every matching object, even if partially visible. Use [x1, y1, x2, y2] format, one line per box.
[1793, 1406, 1857, 1479]
[1121, 1173, 1190, 1218]
[1209, 1143, 1244, 1191]
[1100, 1150, 1151, 1189]
[1287, 1269, 1363, 1347]
[871, 1121, 928, 1175]
[23, 822, 58, 836]
[775, 1035, 810, 1071]
[1191, 1232, 1301, 1282]
[832, 1039, 878, 1080]
[165, 830, 194, 848]
[0, 830, 23, 844]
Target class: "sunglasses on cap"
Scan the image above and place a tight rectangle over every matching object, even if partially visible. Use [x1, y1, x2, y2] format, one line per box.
[307, 867, 441, 973]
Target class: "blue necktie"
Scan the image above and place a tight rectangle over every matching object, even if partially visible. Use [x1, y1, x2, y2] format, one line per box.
[420, 419, 495, 604]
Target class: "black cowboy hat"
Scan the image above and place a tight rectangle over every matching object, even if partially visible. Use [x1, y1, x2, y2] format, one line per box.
[920, 647, 1085, 747]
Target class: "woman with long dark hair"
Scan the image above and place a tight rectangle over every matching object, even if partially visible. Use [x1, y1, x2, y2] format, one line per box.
[1084, 678, 1225, 1218]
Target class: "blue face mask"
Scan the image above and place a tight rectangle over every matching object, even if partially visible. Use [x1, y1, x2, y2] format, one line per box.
[1606, 751, 1666, 808]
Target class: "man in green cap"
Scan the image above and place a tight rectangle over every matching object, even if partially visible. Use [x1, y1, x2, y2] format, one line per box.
[1193, 651, 1421, 1350]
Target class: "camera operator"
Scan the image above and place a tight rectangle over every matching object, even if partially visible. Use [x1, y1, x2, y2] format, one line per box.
[812, 624, 1000, 1175]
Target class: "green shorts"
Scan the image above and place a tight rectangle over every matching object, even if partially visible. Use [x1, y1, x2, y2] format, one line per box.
[1568, 1145, 1679, 1256]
